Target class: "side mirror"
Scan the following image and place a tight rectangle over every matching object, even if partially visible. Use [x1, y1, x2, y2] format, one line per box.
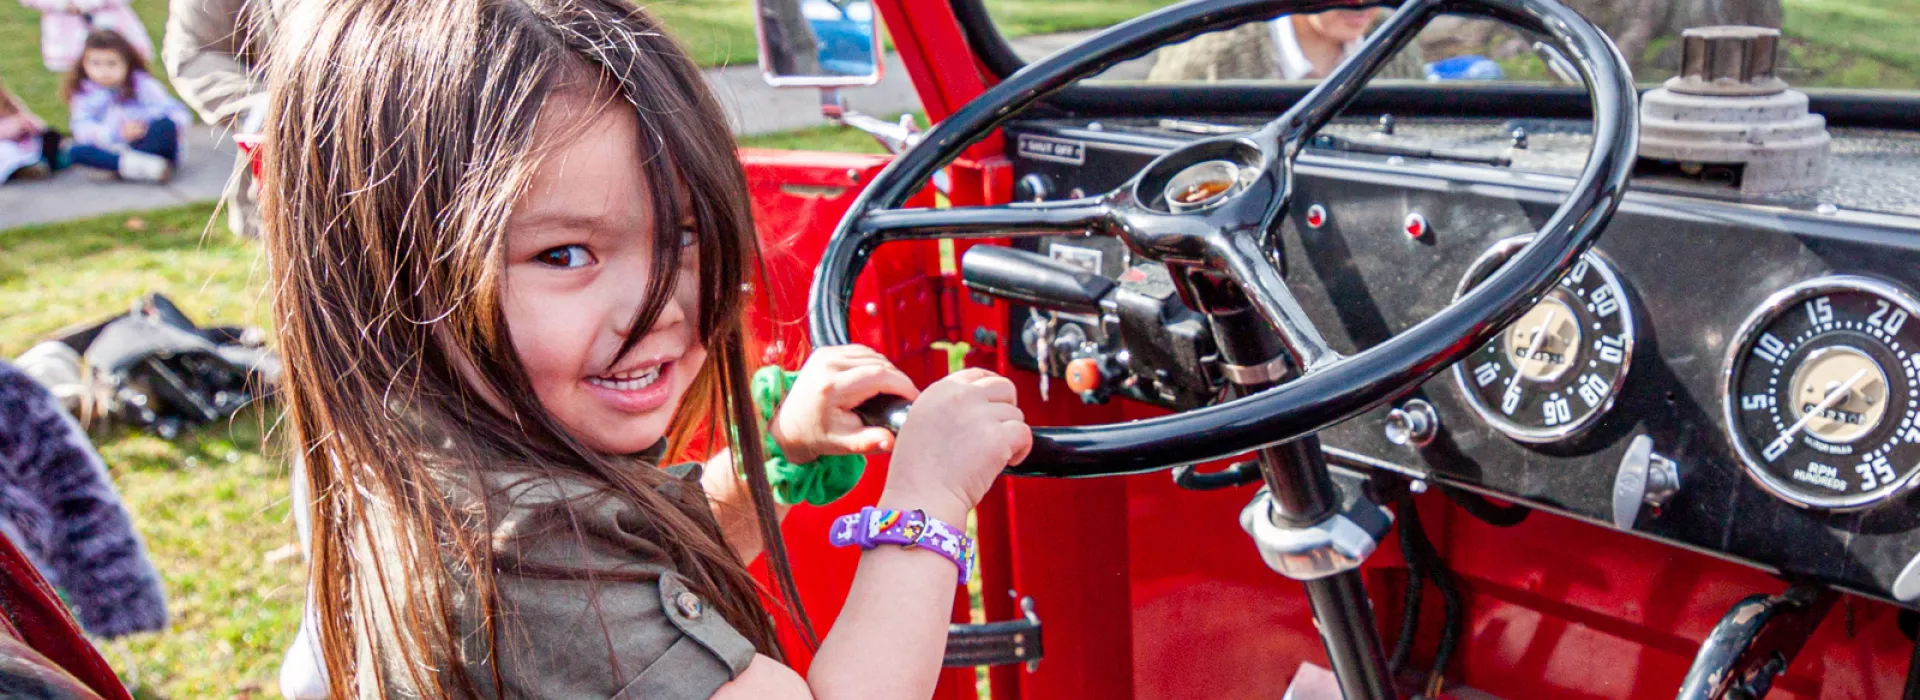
[755, 0, 883, 87]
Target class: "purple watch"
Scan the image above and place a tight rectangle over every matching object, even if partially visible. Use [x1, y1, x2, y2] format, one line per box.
[829, 506, 975, 584]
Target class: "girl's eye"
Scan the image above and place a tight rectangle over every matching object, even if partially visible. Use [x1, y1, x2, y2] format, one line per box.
[533, 244, 595, 269]
[678, 227, 698, 248]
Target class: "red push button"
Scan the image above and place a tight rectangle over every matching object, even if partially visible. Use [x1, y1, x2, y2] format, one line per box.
[1065, 357, 1102, 394]
[1305, 204, 1327, 229]
[1403, 212, 1428, 239]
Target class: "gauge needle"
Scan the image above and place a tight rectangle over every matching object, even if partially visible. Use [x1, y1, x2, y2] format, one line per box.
[1779, 367, 1871, 443]
[1516, 310, 1557, 377]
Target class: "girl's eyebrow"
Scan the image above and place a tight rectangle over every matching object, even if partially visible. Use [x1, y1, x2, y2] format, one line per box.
[512, 212, 634, 239]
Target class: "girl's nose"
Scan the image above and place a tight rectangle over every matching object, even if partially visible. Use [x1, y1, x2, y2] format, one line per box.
[613, 275, 689, 338]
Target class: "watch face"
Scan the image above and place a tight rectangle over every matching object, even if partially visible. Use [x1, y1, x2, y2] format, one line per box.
[1453, 237, 1636, 443]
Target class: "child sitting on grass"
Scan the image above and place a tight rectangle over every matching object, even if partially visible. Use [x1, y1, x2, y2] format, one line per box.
[0, 78, 59, 182]
[63, 30, 190, 183]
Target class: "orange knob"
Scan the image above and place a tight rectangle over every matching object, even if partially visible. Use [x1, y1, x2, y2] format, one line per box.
[1065, 357, 1103, 394]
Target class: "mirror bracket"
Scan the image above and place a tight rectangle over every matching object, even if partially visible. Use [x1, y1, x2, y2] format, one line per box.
[820, 88, 921, 155]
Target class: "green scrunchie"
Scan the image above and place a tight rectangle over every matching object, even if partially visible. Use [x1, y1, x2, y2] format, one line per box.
[750, 364, 867, 506]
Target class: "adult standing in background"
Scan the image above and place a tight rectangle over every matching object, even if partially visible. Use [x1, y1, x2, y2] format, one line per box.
[1147, 9, 1426, 83]
[162, 0, 275, 238]
[168, 10, 321, 697]
[20, 0, 155, 73]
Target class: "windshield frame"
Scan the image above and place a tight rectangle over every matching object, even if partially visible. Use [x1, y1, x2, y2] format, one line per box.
[948, 0, 1919, 129]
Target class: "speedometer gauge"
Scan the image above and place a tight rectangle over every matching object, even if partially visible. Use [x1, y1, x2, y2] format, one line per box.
[1724, 276, 1920, 511]
[1452, 237, 1636, 443]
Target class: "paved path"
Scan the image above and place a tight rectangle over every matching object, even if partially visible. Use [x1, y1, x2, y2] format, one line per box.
[2, 30, 1149, 230]
[0, 125, 238, 230]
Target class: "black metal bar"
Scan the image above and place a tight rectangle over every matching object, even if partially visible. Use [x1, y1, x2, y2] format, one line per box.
[1196, 272, 1395, 698]
[856, 199, 1113, 239]
[1305, 571, 1399, 700]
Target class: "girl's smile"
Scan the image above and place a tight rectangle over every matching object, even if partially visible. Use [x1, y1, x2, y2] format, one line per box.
[582, 358, 674, 413]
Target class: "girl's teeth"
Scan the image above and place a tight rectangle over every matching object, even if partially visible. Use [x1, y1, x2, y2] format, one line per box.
[590, 365, 660, 391]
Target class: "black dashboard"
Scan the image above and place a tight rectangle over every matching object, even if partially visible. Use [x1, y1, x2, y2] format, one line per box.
[992, 115, 1920, 606]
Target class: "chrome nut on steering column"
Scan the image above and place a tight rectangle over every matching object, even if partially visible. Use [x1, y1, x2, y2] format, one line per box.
[1238, 488, 1394, 580]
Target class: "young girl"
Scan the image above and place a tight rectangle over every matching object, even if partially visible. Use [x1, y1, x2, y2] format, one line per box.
[259, 0, 1031, 697]
[0, 79, 58, 182]
[63, 30, 190, 183]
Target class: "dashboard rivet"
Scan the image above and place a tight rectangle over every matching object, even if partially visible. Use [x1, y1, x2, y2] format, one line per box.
[1815, 203, 1839, 216]
[1403, 212, 1429, 239]
[1305, 204, 1328, 229]
[863, 302, 879, 316]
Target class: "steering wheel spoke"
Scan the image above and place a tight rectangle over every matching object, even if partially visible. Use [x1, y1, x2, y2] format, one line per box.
[856, 197, 1115, 241]
[1265, 0, 1442, 157]
[1212, 233, 1344, 372]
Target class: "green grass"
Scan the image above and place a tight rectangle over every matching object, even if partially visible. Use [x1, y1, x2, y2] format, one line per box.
[1, 0, 1172, 133]
[1, 204, 299, 698]
[101, 410, 300, 699]
[737, 112, 922, 153]
[1778, 0, 1920, 89]
[0, 0, 173, 132]
[980, 0, 1178, 36]
[0, 205, 265, 358]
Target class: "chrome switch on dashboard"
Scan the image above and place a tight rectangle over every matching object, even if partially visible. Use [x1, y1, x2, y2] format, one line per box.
[1612, 435, 1680, 529]
[1384, 399, 1439, 447]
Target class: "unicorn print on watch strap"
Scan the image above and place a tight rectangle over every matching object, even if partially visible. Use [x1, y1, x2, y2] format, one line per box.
[829, 506, 975, 584]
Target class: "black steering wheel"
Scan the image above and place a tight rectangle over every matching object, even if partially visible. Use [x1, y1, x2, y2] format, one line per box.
[809, 0, 1638, 477]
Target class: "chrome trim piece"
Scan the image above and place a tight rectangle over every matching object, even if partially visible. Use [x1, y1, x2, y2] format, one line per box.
[1220, 353, 1292, 385]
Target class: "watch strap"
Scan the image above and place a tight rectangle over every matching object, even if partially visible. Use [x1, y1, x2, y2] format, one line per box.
[830, 506, 974, 584]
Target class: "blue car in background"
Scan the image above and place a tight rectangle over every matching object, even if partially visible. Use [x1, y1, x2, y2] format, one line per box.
[1425, 55, 1505, 81]
[805, 0, 878, 76]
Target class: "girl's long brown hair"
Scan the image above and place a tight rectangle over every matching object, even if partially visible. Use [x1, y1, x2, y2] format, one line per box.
[259, 0, 807, 695]
[61, 30, 146, 102]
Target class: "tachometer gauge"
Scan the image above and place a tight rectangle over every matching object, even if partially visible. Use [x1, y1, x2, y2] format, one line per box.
[1723, 276, 1920, 510]
[1452, 237, 1636, 443]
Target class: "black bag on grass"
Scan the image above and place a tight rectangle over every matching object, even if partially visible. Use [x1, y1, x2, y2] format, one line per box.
[41, 294, 278, 438]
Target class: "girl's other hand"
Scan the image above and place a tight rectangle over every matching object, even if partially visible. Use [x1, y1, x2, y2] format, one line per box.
[771, 345, 918, 465]
[120, 120, 145, 142]
[883, 369, 1031, 519]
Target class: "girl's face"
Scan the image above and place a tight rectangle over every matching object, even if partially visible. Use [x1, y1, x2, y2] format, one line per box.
[501, 95, 706, 455]
[1302, 9, 1380, 44]
[82, 49, 130, 88]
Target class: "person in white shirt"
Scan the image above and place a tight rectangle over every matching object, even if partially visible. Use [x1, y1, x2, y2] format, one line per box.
[1148, 9, 1425, 83]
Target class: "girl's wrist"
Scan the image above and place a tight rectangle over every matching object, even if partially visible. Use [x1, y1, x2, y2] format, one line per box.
[767, 415, 818, 465]
[876, 486, 969, 527]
